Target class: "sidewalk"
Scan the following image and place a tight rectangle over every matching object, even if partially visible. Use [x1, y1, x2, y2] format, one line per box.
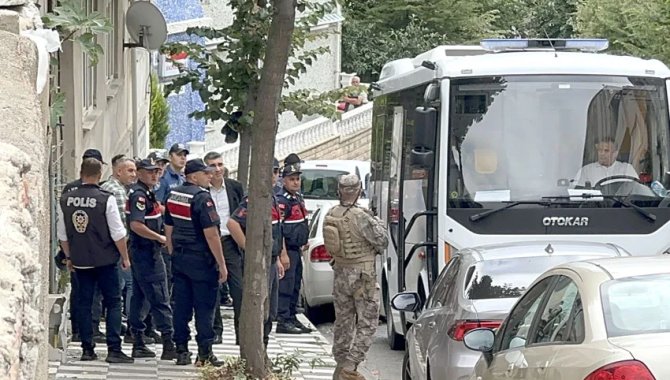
[49, 309, 336, 379]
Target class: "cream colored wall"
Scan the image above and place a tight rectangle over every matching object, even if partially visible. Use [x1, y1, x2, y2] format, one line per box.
[61, 0, 150, 182]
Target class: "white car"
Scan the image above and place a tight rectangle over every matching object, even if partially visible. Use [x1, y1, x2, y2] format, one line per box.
[464, 256, 670, 380]
[300, 160, 370, 217]
[301, 203, 334, 316]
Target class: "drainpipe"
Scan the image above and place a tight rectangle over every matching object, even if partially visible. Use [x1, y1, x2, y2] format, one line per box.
[131, 47, 139, 158]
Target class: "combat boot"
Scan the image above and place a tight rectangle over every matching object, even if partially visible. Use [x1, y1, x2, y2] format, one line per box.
[339, 368, 365, 380]
[175, 344, 192, 366]
[195, 345, 224, 367]
[293, 319, 314, 333]
[160, 336, 177, 360]
[131, 333, 156, 358]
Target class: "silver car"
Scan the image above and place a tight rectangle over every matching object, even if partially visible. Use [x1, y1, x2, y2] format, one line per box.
[391, 241, 629, 380]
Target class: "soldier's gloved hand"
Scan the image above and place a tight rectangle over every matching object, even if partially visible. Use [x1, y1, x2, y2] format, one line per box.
[218, 264, 228, 284]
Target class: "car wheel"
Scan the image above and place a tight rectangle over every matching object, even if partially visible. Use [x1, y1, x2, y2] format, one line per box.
[383, 281, 405, 350]
[402, 351, 412, 380]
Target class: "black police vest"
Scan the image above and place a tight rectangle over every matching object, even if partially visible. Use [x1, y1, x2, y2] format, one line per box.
[128, 183, 163, 250]
[62, 178, 82, 194]
[166, 183, 210, 253]
[60, 184, 120, 268]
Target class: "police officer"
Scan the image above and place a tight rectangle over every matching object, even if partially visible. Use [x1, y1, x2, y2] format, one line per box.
[227, 158, 286, 348]
[164, 159, 227, 367]
[323, 174, 388, 380]
[62, 148, 107, 342]
[276, 162, 312, 334]
[57, 158, 134, 363]
[274, 153, 302, 194]
[156, 143, 189, 204]
[126, 159, 177, 360]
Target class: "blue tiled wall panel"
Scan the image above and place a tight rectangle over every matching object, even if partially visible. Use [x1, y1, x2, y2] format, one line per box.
[163, 32, 207, 148]
[154, 0, 204, 23]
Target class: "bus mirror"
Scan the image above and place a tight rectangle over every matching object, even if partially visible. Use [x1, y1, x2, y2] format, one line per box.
[412, 107, 438, 168]
[424, 82, 439, 103]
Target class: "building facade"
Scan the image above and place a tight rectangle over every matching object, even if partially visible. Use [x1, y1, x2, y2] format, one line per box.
[53, 0, 152, 182]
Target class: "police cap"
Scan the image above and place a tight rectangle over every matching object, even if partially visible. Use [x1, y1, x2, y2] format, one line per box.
[136, 158, 159, 171]
[169, 143, 190, 155]
[147, 150, 169, 164]
[185, 158, 215, 175]
[83, 148, 106, 164]
[273, 158, 280, 169]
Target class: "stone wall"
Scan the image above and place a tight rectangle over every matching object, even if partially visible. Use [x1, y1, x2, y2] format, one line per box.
[0, 1, 50, 378]
[300, 127, 372, 161]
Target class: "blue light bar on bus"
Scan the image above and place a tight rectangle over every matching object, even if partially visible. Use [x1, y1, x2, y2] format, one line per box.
[480, 38, 609, 52]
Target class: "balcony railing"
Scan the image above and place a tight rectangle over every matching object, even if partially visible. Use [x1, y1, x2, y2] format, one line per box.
[203, 102, 373, 171]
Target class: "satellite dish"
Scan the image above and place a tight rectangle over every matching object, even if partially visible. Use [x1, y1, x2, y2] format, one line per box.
[124, 1, 167, 50]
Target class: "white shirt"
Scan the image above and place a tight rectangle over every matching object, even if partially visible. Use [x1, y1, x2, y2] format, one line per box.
[573, 161, 638, 187]
[57, 194, 126, 269]
[210, 182, 231, 236]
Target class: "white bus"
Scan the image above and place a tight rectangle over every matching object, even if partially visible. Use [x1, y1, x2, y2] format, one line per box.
[369, 39, 670, 349]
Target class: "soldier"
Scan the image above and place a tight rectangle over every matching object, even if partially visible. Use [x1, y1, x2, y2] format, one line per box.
[125, 159, 177, 360]
[57, 158, 134, 363]
[164, 159, 227, 367]
[276, 162, 311, 334]
[323, 174, 389, 380]
[227, 158, 286, 349]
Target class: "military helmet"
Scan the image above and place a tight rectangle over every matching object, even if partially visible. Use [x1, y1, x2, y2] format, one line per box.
[338, 174, 362, 193]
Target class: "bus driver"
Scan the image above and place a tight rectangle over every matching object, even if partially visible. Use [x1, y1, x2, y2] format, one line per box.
[573, 136, 638, 188]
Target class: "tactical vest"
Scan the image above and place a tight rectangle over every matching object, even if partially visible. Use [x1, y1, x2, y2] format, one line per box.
[60, 184, 120, 268]
[166, 183, 210, 253]
[323, 205, 376, 264]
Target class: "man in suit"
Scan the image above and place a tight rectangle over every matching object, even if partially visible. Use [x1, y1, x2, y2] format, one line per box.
[203, 151, 245, 345]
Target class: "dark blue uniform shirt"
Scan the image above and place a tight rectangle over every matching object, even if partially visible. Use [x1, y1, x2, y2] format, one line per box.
[156, 165, 184, 204]
[126, 181, 165, 282]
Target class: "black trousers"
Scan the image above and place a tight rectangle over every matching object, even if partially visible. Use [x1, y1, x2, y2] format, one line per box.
[278, 248, 302, 323]
[75, 264, 123, 351]
[172, 250, 218, 351]
[213, 236, 243, 343]
[264, 256, 279, 346]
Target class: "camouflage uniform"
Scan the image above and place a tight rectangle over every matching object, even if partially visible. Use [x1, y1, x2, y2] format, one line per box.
[324, 174, 388, 380]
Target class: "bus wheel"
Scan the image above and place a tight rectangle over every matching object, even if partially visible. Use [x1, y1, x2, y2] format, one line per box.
[384, 281, 405, 350]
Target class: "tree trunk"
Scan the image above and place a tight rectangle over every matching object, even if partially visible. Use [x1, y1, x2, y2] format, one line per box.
[236, 127, 252, 188]
[236, 80, 259, 188]
[239, 0, 297, 378]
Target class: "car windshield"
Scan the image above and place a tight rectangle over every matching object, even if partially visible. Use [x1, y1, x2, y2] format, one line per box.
[448, 75, 670, 208]
[465, 255, 606, 300]
[301, 169, 349, 199]
[601, 274, 670, 337]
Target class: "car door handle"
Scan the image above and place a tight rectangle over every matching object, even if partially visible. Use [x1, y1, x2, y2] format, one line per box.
[427, 321, 436, 329]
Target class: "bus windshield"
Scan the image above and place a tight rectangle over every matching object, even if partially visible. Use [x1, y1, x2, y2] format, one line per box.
[447, 75, 670, 208]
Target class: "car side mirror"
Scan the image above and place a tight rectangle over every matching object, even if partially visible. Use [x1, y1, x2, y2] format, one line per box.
[463, 328, 495, 353]
[391, 292, 422, 313]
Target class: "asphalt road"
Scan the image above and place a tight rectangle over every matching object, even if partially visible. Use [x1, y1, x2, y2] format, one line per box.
[309, 305, 404, 380]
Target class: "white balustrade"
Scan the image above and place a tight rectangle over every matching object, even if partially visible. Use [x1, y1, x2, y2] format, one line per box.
[210, 102, 373, 171]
